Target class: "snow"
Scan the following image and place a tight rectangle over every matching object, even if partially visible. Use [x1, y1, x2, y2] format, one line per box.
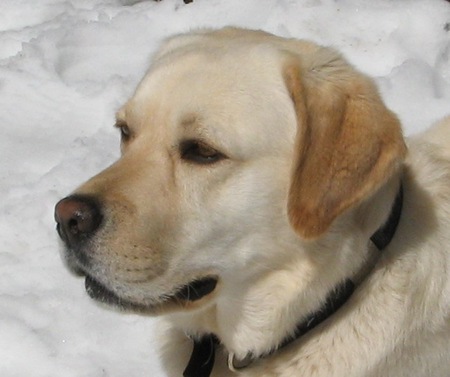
[0, 0, 449, 376]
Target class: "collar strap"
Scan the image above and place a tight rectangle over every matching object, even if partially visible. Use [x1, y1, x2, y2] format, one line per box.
[370, 184, 403, 250]
[184, 183, 403, 376]
[183, 335, 219, 377]
[228, 278, 355, 371]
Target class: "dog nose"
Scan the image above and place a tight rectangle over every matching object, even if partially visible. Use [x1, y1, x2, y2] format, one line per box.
[55, 195, 103, 246]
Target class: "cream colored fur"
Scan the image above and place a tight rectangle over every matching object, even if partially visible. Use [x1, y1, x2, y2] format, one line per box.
[70, 28, 450, 376]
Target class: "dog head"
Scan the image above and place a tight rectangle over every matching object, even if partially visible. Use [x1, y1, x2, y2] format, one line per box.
[55, 28, 406, 315]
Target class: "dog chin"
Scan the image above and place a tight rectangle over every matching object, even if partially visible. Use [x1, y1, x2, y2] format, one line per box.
[84, 274, 219, 314]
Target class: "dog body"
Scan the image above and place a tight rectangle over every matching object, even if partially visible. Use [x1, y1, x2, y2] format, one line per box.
[55, 28, 450, 376]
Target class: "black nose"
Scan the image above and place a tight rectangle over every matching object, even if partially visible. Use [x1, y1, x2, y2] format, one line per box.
[55, 195, 103, 247]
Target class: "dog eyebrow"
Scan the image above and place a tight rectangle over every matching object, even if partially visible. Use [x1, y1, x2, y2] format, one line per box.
[114, 107, 127, 128]
[180, 114, 200, 129]
[114, 119, 128, 129]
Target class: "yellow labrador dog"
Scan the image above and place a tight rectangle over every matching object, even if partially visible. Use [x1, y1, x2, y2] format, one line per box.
[55, 28, 450, 377]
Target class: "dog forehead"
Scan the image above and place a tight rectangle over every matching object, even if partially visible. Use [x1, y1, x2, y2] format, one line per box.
[124, 40, 296, 147]
[141, 44, 283, 100]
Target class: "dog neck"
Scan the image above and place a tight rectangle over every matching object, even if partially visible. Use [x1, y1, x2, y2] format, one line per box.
[183, 184, 404, 377]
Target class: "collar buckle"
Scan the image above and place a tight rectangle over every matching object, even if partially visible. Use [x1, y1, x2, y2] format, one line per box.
[228, 352, 254, 372]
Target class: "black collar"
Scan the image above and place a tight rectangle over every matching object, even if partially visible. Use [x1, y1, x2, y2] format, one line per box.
[183, 184, 404, 377]
[370, 184, 404, 250]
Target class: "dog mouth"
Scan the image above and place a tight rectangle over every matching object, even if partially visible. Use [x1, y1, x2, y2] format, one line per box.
[84, 275, 218, 312]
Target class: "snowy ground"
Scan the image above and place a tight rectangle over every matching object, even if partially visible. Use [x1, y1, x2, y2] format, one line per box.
[0, 0, 449, 376]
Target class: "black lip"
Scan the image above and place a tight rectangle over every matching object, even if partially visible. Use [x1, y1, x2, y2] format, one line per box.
[85, 276, 122, 306]
[84, 275, 218, 310]
[174, 277, 218, 301]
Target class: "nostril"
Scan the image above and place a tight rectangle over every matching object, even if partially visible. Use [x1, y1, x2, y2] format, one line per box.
[55, 195, 103, 245]
[68, 218, 78, 233]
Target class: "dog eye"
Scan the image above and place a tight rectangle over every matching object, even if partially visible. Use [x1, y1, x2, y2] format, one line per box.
[118, 123, 132, 142]
[180, 140, 225, 164]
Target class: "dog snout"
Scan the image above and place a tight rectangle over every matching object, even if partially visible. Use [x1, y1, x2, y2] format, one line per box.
[55, 195, 103, 247]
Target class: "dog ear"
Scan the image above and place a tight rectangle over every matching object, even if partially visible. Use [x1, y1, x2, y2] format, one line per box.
[284, 50, 407, 239]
